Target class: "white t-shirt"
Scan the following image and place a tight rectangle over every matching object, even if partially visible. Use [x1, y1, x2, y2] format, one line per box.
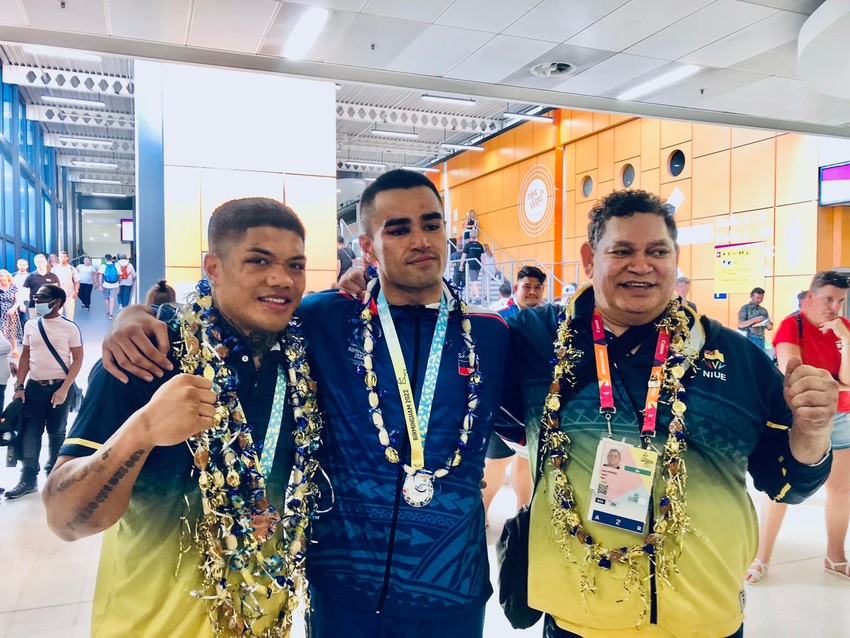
[51, 264, 79, 292]
[77, 264, 95, 285]
[98, 262, 120, 290]
[116, 259, 137, 286]
[12, 271, 29, 307]
[23, 316, 83, 380]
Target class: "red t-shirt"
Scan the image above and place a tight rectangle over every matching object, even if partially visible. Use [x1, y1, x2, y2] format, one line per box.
[774, 313, 850, 411]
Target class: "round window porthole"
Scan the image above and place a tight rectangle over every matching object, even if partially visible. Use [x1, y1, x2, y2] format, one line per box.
[581, 175, 593, 198]
[621, 163, 635, 188]
[668, 149, 685, 177]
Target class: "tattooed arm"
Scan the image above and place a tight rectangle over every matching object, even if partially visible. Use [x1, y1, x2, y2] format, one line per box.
[43, 374, 217, 541]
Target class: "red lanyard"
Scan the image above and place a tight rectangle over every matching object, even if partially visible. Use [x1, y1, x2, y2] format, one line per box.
[591, 308, 670, 436]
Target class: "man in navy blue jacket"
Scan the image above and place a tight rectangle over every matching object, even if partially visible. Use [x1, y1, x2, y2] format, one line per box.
[101, 171, 510, 637]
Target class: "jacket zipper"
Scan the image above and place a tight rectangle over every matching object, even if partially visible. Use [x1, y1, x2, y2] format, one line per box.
[375, 306, 423, 614]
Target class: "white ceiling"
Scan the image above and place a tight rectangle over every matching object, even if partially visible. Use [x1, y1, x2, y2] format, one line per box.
[0, 0, 847, 189]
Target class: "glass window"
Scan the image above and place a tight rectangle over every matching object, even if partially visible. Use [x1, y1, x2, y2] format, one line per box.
[28, 181, 36, 248]
[43, 197, 52, 253]
[4, 241, 12, 272]
[2, 157, 12, 237]
[0, 73, 10, 141]
[668, 149, 686, 177]
[581, 175, 593, 198]
[621, 163, 635, 188]
[17, 98, 26, 157]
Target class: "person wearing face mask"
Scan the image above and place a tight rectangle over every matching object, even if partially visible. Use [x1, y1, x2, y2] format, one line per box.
[5, 284, 83, 499]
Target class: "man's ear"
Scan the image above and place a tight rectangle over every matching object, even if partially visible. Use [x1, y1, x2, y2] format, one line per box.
[579, 242, 594, 278]
[204, 252, 221, 285]
[359, 234, 375, 265]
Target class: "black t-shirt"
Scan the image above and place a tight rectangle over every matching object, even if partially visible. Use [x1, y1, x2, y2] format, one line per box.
[462, 241, 484, 271]
[23, 271, 61, 306]
[337, 246, 355, 280]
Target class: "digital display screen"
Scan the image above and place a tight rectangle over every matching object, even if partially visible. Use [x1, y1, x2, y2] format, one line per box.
[819, 162, 850, 206]
[120, 218, 134, 243]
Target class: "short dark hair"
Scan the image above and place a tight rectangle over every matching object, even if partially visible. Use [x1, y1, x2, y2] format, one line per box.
[810, 271, 850, 292]
[104, 254, 113, 261]
[38, 283, 66, 307]
[517, 265, 546, 284]
[750, 287, 765, 296]
[358, 169, 443, 235]
[337, 235, 345, 244]
[587, 190, 676, 249]
[208, 198, 305, 255]
[499, 282, 512, 297]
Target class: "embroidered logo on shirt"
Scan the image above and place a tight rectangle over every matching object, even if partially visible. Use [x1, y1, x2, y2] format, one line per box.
[702, 349, 727, 380]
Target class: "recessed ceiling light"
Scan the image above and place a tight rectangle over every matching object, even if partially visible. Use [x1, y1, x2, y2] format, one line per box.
[60, 136, 114, 146]
[421, 94, 476, 106]
[90, 192, 128, 197]
[503, 111, 552, 123]
[72, 160, 119, 169]
[372, 127, 418, 140]
[441, 143, 485, 152]
[401, 165, 440, 174]
[77, 178, 122, 185]
[617, 65, 701, 101]
[42, 96, 106, 108]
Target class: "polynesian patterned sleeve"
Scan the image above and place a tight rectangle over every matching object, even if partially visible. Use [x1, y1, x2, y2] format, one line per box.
[747, 340, 832, 504]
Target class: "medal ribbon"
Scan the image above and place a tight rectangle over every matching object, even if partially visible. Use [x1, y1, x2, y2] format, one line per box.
[377, 288, 449, 471]
[258, 363, 288, 478]
[590, 308, 670, 436]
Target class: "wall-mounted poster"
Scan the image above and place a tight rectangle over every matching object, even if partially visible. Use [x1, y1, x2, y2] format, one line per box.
[714, 241, 765, 294]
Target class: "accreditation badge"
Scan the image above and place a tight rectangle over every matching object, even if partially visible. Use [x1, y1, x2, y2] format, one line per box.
[587, 440, 658, 534]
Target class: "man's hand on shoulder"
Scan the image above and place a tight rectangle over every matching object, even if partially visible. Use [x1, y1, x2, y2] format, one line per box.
[103, 304, 173, 384]
[337, 267, 368, 299]
[133, 374, 217, 448]
[784, 356, 837, 464]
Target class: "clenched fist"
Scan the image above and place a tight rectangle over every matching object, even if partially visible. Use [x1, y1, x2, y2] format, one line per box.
[785, 356, 838, 464]
[135, 374, 217, 448]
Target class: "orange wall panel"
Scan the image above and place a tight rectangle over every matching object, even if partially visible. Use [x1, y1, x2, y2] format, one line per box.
[640, 119, 661, 170]
[499, 129, 516, 167]
[575, 135, 598, 174]
[642, 168, 660, 195]
[533, 120, 556, 154]
[593, 112, 610, 131]
[571, 110, 595, 140]
[773, 275, 812, 325]
[565, 144, 576, 192]
[469, 147, 485, 180]
[775, 201, 818, 276]
[559, 109, 573, 146]
[660, 120, 692, 149]
[598, 179, 615, 200]
[502, 164, 519, 210]
[693, 123, 731, 157]
[615, 119, 641, 162]
[692, 151, 730, 219]
[731, 138, 775, 213]
[598, 129, 615, 183]
[514, 123, 534, 162]
[775, 134, 818, 206]
[732, 128, 775, 148]
[574, 200, 594, 238]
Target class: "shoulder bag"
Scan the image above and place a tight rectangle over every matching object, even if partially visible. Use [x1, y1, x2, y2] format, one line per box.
[36, 318, 83, 412]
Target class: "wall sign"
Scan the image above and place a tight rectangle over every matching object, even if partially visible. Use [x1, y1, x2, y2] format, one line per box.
[518, 164, 555, 237]
[714, 241, 765, 294]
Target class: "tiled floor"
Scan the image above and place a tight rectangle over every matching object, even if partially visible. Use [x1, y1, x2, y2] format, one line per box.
[0, 303, 848, 637]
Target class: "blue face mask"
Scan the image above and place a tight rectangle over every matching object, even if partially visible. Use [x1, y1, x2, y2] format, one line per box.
[35, 301, 54, 316]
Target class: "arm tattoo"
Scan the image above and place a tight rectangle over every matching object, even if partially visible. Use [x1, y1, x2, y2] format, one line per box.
[56, 447, 111, 493]
[66, 449, 145, 531]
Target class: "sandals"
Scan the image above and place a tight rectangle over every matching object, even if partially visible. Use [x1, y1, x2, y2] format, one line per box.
[745, 559, 769, 585]
[824, 558, 850, 581]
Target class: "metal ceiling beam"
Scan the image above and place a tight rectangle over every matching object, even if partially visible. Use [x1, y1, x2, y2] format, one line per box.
[75, 184, 135, 196]
[45, 134, 135, 153]
[27, 104, 135, 130]
[67, 171, 135, 185]
[337, 102, 500, 134]
[2, 64, 133, 97]
[339, 136, 442, 155]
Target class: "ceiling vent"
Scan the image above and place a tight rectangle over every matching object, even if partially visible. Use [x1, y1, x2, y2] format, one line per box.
[530, 62, 575, 78]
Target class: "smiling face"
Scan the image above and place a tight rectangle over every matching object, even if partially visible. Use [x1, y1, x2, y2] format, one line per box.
[359, 186, 447, 305]
[204, 226, 306, 336]
[515, 276, 544, 309]
[580, 212, 679, 334]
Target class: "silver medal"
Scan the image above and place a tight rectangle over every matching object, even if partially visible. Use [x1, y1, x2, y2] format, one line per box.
[403, 472, 434, 507]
